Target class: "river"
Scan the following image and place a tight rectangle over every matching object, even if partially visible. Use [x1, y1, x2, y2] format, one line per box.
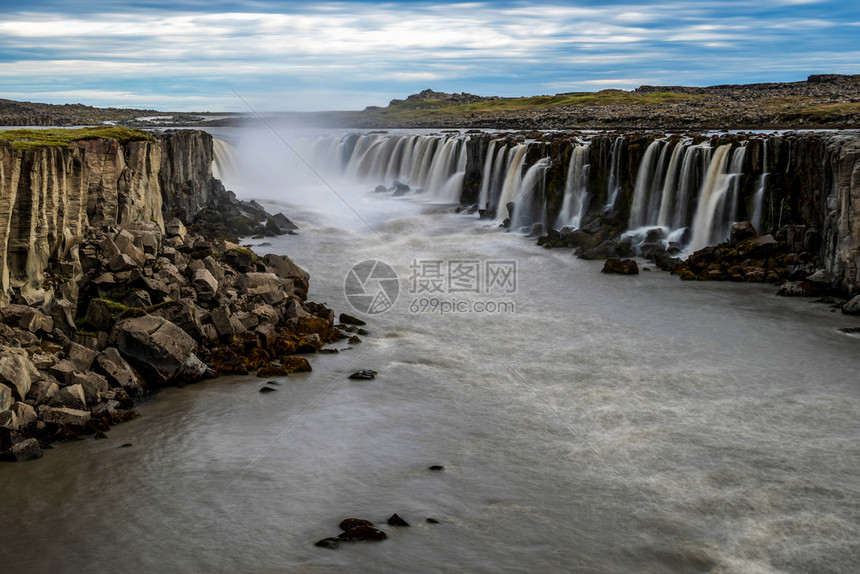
[1, 126, 858, 573]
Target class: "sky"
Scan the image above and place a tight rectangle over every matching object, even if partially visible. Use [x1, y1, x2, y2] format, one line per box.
[1, 0, 859, 112]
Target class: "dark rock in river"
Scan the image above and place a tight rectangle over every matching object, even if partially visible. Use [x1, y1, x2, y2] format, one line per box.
[337, 527, 388, 542]
[338, 313, 366, 326]
[602, 258, 639, 275]
[348, 370, 377, 380]
[314, 538, 340, 550]
[339, 518, 375, 531]
[843, 295, 860, 315]
[387, 513, 410, 527]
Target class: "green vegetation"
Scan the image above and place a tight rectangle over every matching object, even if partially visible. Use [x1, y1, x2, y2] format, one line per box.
[0, 126, 153, 150]
[370, 90, 705, 122]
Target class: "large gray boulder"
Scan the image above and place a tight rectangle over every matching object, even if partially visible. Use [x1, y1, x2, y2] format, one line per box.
[0, 349, 39, 400]
[11, 402, 37, 428]
[0, 410, 19, 430]
[262, 254, 309, 281]
[237, 272, 281, 296]
[8, 438, 42, 461]
[66, 342, 99, 371]
[108, 315, 202, 385]
[39, 406, 90, 426]
[27, 380, 59, 406]
[192, 268, 219, 299]
[843, 294, 860, 315]
[49, 384, 87, 410]
[96, 347, 145, 396]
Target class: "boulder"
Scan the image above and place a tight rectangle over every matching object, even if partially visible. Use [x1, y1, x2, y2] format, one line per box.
[843, 295, 860, 315]
[339, 313, 366, 326]
[114, 229, 146, 267]
[109, 253, 139, 272]
[387, 514, 410, 527]
[108, 315, 200, 386]
[339, 518, 375, 531]
[210, 307, 246, 338]
[777, 281, 823, 297]
[237, 272, 281, 296]
[48, 360, 79, 386]
[66, 342, 99, 371]
[730, 221, 758, 243]
[0, 409, 17, 430]
[192, 268, 219, 299]
[27, 380, 59, 406]
[96, 347, 145, 395]
[165, 217, 188, 239]
[337, 527, 388, 542]
[49, 384, 87, 410]
[602, 258, 639, 275]
[72, 372, 109, 405]
[262, 254, 310, 281]
[8, 437, 42, 462]
[39, 406, 91, 427]
[11, 402, 37, 428]
[148, 300, 205, 339]
[0, 350, 39, 400]
[0, 383, 11, 412]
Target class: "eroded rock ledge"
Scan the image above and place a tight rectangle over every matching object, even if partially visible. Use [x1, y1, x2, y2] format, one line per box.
[0, 130, 342, 462]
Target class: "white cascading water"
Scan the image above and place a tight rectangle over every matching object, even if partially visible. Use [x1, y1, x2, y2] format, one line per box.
[628, 139, 666, 229]
[750, 141, 768, 233]
[689, 144, 747, 251]
[512, 157, 551, 231]
[495, 144, 530, 220]
[212, 139, 238, 181]
[555, 144, 590, 230]
[312, 132, 468, 201]
[656, 138, 693, 228]
[605, 136, 624, 210]
[479, 140, 499, 209]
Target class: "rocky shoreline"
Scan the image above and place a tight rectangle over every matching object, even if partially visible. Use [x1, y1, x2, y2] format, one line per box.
[0, 129, 355, 462]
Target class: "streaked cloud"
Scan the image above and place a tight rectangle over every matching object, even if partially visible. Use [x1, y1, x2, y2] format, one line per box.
[0, 1, 857, 111]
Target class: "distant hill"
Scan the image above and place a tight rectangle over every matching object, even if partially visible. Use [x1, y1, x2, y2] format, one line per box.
[0, 98, 240, 128]
[341, 75, 860, 130]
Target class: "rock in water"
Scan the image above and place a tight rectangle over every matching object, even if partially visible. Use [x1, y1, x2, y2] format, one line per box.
[601, 258, 639, 275]
[337, 527, 388, 542]
[314, 538, 340, 550]
[843, 295, 860, 315]
[348, 370, 377, 380]
[339, 518, 375, 531]
[338, 313, 366, 326]
[8, 438, 42, 462]
[387, 513, 410, 527]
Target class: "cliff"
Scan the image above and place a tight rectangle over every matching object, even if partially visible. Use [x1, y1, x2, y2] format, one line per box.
[459, 131, 860, 294]
[0, 129, 287, 310]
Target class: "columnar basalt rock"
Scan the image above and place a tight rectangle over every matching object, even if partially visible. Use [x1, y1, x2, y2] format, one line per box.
[0, 129, 341, 462]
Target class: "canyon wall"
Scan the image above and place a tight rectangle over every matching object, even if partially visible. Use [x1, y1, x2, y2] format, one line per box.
[0, 130, 222, 308]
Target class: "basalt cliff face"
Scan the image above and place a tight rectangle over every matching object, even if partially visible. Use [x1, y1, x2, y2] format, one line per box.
[0, 130, 236, 309]
[463, 132, 860, 294]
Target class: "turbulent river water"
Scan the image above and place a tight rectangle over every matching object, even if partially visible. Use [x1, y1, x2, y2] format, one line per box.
[1, 127, 859, 574]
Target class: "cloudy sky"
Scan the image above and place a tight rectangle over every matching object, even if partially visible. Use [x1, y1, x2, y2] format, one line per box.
[1, 0, 859, 111]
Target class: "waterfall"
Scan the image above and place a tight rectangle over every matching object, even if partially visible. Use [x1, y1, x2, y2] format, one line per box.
[656, 139, 692, 228]
[673, 144, 708, 230]
[425, 138, 460, 198]
[479, 141, 499, 209]
[496, 144, 530, 220]
[750, 141, 768, 233]
[628, 139, 665, 229]
[212, 139, 237, 181]
[512, 157, 550, 231]
[689, 144, 746, 251]
[555, 144, 590, 230]
[606, 136, 624, 210]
